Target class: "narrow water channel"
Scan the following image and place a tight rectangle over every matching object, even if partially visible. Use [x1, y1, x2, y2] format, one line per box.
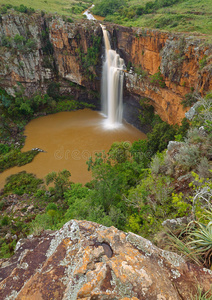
[0, 109, 146, 187]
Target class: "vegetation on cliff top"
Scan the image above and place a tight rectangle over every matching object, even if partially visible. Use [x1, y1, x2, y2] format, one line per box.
[0, 0, 211, 34]
[0, 0, 92, 18]
[92, 0, 212, 34]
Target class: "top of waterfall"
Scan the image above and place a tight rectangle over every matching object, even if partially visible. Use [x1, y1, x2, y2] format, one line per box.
[83, 4, 96, 20]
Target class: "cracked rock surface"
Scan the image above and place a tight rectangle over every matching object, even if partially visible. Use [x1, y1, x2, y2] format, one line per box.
[0, 220, 212, 299]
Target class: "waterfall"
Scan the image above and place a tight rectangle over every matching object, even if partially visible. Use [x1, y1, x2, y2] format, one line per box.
[101, 25, 124, 127]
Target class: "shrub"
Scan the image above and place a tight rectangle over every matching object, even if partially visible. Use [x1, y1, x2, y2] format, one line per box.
[0, 149, 39, 172]
[147, 122, 177, 154]
[47, 82, 60, 100]
[25, 39, 37, 51]
[54, 100, 78, 112]
[199, 56, 207, 69]
[169, 208, 212, 269]
[150, 70, 166, 88]
[150, 152, 166, 175]
[139, 98, 154, 126]
[181, 93, 198, 109]
[30, 214, 52, 235]
[0, 143, 10, 155]
[3, 171, 44, 195]
[1, 35, 12, 47]
[176, 144, 200, 171]
[45, 169, 71, 200]
[92, 0, 127, 17]
[1, 215, 10, 226]
[67, 17, 73, 23]
[14, 5, 35, 15]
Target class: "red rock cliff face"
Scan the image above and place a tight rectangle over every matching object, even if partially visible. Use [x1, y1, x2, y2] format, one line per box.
[106, 25, 212, 124]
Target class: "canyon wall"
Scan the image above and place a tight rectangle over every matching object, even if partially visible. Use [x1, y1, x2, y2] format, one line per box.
[0, 11, 212, 124]
[0, 13, 102, 107]
[107, 25, 212, 124]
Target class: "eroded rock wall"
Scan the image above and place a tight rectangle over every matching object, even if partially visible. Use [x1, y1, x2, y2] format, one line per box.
[106, 25, 212, 124]
[0, 12, 211, 124]
[0, 13, 102, 105]
[0, 220, 212, 299]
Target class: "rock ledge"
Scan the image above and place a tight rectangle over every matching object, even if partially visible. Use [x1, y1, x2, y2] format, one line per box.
[0, 220, 211, 299]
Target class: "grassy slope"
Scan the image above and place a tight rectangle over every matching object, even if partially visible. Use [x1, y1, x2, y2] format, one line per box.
[104, 0, 212, 35]
[0, 0, 92, 17]
[0, 0, 211, 34]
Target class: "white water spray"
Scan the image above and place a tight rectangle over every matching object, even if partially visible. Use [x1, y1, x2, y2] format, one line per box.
[101, 25, 124, 127]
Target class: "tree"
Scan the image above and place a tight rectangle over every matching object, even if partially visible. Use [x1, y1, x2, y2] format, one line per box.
[45, 169, 71, 200]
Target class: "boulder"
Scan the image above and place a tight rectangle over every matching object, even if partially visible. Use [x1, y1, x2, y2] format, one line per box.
[0, 220, 211, 299]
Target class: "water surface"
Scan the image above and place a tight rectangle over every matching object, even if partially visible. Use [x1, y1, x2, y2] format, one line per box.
[0, 109, 146, 187]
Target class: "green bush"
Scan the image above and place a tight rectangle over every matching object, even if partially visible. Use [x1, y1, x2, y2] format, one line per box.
[54, 100, 78, 112]
[139, 98, 155, 126]
[147, 122, 177, 154]
[175, 145, 200, 171]
[1, 35, 12, 47]
[3, 171, 44, 195]
[67, 17, 74, 23]
[1, 215, 10, 226]
[199, 56, 207, 69]
[150, 70, 166, 88]
[92, 0, 127, 17]
[14, 4, 35, 15]
[0, 143, 11, 155]
[181, 93, 198, 108]
[0, 239, 16, 258]
[45, 169, 71, 200]
[126, 174, 174, 237]
[0, 149, 39, 172]
[47, 82, 60, 100]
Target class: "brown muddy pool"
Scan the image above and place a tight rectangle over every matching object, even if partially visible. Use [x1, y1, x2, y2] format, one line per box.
[0, 109, 146, 187]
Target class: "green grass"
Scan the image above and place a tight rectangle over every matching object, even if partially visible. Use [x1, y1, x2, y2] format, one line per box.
[0, 0, 92, 17]
[104, 0, 212, 35]
[0, 0, 211, 34]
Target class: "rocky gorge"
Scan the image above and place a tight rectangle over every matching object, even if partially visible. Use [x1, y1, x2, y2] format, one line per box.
[0, 10, 212, 125]
[1, 9, 212, 299]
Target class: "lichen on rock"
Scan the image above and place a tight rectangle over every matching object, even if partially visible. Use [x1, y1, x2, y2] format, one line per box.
[0, 219, 211, 299]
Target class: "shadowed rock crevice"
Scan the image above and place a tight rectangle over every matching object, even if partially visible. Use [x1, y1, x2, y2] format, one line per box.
[95, 242, 113, 258]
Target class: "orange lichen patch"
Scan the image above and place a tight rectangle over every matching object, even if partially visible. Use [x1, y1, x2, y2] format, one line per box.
[121, 298, 139, 300]
[1, 220, 212, 299]
[74, 246, 91, 275]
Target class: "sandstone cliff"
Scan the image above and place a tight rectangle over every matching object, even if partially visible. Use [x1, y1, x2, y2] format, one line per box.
[106, 25, 212, 124]
[0, 12, 102, 106]
[0, 220, 212, 300]
[0, 11, 212, 124]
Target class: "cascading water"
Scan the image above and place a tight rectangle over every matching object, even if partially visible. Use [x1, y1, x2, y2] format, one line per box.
[101, 25, 124, 127]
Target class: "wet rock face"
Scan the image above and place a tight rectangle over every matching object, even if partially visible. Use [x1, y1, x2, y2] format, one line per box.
[0, 220, 211, 300]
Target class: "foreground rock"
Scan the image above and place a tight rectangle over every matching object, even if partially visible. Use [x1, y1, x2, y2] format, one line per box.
[0, 220, 212, 299]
